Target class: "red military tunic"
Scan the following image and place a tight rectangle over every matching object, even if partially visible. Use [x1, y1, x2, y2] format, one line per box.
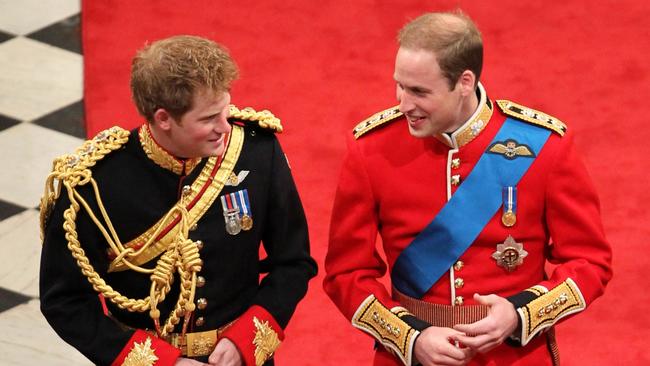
[323, 85, 612, 365]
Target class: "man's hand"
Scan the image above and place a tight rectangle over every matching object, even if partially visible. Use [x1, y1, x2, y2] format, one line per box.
[414, 326, 475, 366]
[175, 358, 207, 365]
[453, 293, 518, 354]
[208, 338, 243, 366]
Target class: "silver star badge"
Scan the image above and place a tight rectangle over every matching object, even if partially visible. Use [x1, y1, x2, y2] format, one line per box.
[492, 235, 528, 271]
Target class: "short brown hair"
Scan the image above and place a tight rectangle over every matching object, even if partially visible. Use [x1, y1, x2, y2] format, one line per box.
[131, 35, 239, 122]
[398, 11, 483, 89]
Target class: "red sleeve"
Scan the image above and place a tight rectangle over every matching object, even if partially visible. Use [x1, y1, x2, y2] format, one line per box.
[323, 136, 421, 366]
[220, 305, 284, 366]
[508, 132, 613, 345]
[542, 132, 612, 301]
[111, 329, 180, 366]
[323, 135, 400, 318]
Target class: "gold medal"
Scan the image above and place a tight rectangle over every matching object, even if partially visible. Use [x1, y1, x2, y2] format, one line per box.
[241, 214, 253, 231]
[502, 210, 516, 227]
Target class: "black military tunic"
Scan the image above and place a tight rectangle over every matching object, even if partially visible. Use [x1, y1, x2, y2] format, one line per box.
[39, 110, 317, 366]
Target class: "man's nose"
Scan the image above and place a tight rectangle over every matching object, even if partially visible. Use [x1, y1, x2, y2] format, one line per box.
[398, 91, 414, 114]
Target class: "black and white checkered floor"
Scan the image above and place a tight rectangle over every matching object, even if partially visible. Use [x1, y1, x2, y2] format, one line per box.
[0, 1, 90, 364]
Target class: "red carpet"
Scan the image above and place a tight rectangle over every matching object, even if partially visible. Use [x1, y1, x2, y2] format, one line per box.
[82, 1, 650, 364]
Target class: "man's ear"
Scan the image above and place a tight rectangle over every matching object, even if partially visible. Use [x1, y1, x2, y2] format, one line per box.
[457, 70, 477, 97]
[153, 108, 173, 131]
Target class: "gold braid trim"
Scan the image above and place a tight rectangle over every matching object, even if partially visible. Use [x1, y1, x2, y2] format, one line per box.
[39, 126, 205, 338]
[111, 125, 245, 272]
[352, 295, 419, 366]
[353, 106, 402, 139]
[229, 104, 283, 133]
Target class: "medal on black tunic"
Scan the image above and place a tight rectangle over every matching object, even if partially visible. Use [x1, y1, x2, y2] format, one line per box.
[221, 193, 242, 235]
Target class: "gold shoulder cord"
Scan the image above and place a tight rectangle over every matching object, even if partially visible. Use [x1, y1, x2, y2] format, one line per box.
[39, 126, 204, 338]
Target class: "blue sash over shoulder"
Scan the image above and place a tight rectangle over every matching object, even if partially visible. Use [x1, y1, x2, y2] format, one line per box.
[391, 118, 551, 298]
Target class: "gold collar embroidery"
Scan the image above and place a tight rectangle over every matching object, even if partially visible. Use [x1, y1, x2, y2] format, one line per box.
[139, 124, 202, 175]
[435, 83, 494, 149]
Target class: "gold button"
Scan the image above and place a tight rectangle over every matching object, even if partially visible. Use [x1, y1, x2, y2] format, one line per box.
[454, 296, 464, 306]
[451, 158, 461, 169]
[182, 185, 192, 196]
[195, 317, 205, 327]
[451, 175, 461, 186]
[453, 260, 464, 271]
[197, 298, 207, 310]
[454, 278, 464, 289]
[195, 240, 204, 250]
[190, 223, 198, 231]
[196, 276, 206, 288]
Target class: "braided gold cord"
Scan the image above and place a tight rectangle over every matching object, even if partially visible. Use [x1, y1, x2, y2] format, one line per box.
[41, 126, 203, 336]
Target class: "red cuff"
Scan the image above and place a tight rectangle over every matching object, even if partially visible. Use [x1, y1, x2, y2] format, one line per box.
[111, 329, 180, 366]
[221, 305, 285, 366]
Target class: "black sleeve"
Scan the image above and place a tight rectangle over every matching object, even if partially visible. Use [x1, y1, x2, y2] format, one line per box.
[39, 188, 134, 365]
[254, 136, 318, 327]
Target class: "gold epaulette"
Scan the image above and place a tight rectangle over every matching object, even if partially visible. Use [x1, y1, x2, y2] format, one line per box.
[496, 100, 567, 136]
[353, 106, 403, 139]
[39, 126, 130, 240]
[229, 105, 283, 133]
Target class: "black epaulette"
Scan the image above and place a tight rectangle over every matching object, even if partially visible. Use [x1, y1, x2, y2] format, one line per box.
[496, 100, 567, 136]
[228, 105, 282, 133]
[353, 106, 403, 139]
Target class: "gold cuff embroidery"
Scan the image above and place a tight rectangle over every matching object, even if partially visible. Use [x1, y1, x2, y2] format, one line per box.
[517, 278, 585, 345]
[352, 295, 419, 366]
[253, 316, 281, 366]
[122, 337, 158, 366]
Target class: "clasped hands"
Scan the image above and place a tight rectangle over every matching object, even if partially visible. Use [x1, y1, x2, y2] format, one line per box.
[413, 293, 518, 366]
[175, 338, 242, 366]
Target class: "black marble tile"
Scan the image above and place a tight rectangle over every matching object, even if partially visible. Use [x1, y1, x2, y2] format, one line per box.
[31, 100, 86, 138]
[26, 13, 82, 54]
[0, 114, 21, 132]
[0, 29, 15, 44]
[0, 287, 32, 313]
[0, 199, 27, 221]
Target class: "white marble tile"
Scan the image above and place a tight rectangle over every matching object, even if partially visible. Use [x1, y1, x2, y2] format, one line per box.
[0, 123, 82, 208]
[0, 299, 91, 365]
[0, 37, 82, 121]
[0, 209, 41, 296]
[0, 0, 80, 35]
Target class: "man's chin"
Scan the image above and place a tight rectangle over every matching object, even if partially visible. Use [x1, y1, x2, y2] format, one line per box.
[407, 126, 432, 139]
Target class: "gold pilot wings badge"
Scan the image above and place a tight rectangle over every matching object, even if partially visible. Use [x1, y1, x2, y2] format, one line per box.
[487, 139, 536, 160]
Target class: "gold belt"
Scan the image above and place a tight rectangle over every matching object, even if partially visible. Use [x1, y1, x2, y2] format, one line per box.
[393, 289, 489, 329]
[160, 323, 232, 357]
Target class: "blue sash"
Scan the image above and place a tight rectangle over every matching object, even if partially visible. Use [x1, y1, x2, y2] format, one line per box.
[391, 118, 551, 298]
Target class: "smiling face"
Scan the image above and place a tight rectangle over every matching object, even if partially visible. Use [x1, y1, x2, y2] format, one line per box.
[394, 47, 477, 138]
[154, 88, 232, 158]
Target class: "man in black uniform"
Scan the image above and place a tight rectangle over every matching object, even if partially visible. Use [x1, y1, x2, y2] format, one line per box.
[39, 35, 317, 366]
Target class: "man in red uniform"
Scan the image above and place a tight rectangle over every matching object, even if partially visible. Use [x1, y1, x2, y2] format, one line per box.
[323, 11, 611, 366]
